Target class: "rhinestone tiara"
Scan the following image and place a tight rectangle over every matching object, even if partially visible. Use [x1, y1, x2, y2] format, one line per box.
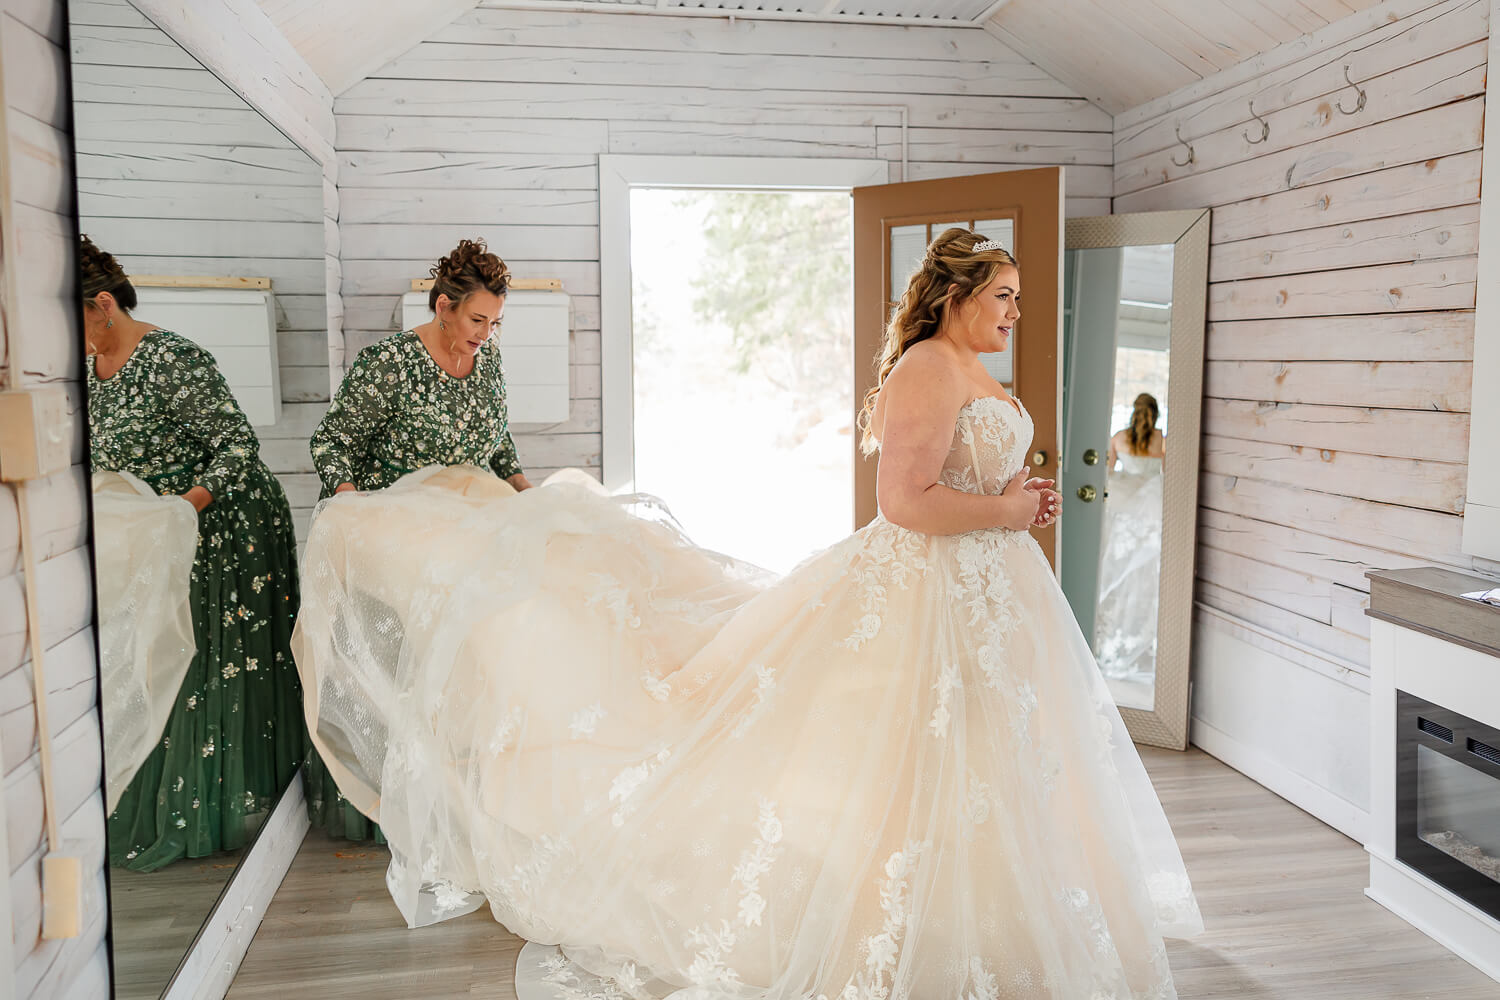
[973, 239, 1006, 253]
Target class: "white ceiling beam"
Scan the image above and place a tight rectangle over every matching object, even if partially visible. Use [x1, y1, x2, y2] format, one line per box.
[261, 0, 485, 96]
[975, 0, 1015, 23]
[477, 0, 988, 27]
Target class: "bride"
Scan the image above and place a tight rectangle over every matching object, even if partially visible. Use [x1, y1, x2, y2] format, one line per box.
[292, 228, 1202, 999]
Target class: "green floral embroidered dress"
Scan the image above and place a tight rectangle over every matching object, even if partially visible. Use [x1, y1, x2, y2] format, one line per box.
[302, 329, 524, 838]
[88, 330, 303, 871]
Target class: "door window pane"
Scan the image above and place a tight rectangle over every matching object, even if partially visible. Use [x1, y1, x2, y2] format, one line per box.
[975, 218, 1015, 254]
[888, 224, 928, 301]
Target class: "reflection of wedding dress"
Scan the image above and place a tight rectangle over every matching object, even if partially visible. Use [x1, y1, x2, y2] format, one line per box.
[1095, 455, 1163, 687]
[92, 471, 198, 813]
[293, 397, 1201, 999]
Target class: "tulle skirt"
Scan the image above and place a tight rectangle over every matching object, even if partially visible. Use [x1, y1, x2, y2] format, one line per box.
[292, 465, 1202, 999]
[1095, 470, 1164, 687]
[93, 471, 198, 813]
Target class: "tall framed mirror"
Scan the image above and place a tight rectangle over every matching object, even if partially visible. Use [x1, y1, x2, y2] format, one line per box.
[68, 0, 325, 995]
[1058, 209, 1209, 751]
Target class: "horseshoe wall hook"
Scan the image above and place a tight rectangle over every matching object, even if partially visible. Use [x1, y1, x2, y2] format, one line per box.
[1244, 100, 1270, 144]
[1171, 123, 1195, 167]
[1337, 65, 1367, 116]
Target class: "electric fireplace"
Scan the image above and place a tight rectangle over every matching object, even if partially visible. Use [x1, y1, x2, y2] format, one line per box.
[1396, 691, 1500, 923]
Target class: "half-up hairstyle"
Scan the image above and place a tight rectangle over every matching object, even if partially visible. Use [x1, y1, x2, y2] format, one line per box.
[858, 227, 1017, 454]
[429, 238, 510, 312]
[1127, 392, 1159, 456]
[79, 234, 138, 312]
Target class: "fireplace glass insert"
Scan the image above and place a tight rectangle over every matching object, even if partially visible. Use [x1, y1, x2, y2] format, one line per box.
[1397, 690, 1500, 922]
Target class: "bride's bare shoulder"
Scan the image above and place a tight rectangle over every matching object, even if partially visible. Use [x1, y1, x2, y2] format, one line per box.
[873, 344, 967, 433]
[886, 344, 965, 400]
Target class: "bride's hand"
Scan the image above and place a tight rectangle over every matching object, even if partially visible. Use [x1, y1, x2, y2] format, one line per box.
[1030, 488, 1061, 528]
[1023, 478, 1061, 527]
[1001, 467, 1043, 531]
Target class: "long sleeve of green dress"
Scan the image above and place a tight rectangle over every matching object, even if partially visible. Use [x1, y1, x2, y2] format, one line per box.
[489, 423, 522, 480]
[311, 343, 393, 495]
[160, 340, 259, 500]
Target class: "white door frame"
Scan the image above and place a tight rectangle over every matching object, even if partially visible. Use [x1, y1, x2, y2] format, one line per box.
[598, 154, 891, 491]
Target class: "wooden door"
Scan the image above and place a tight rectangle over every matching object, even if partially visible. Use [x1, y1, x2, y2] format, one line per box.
[852, 167, 1064, 565]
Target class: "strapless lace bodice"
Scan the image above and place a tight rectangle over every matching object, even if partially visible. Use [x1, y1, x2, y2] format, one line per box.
[939, 395, 1034, 496]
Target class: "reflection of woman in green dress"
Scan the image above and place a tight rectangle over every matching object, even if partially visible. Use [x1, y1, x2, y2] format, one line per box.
[81, 236, 304, 871]
[302, 238, 532, 838]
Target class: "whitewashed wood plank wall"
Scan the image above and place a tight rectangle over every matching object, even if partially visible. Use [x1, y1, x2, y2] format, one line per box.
[3, 0, 338, 996]
[1112, 0, 1492, 841]
[72, 0, 332, 537]
[1, 0, 112, 995]
[334, 6, 1113, 479]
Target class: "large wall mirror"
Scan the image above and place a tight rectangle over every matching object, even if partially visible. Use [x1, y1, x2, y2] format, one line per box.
[1058, 209, 1209, 751]
[68, 0, 325, 995]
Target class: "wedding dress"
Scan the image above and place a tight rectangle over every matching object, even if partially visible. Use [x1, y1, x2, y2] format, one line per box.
[92, 470, 198, 812]
[292, 395, 1202, 999]
[1093, 454, 1164, 689]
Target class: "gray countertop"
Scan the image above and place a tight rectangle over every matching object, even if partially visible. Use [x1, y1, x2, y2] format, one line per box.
[1366, 567, 1500, 659]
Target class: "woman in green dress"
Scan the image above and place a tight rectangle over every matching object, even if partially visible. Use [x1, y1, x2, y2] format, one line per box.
[81, 236, 304, 871]
[303, 237, 532, 838]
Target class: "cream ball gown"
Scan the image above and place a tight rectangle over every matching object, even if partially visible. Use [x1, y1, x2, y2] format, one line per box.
[291, 395, 1202, 999]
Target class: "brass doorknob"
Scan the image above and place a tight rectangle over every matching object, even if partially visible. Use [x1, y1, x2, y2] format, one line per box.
[1082, 448, 1099, 466]
[1030, 450, 1048, 467]
[1077, 485, 1097, 502]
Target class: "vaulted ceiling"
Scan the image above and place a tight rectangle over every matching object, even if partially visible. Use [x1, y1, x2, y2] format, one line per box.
[983, 0, 1390, 113]
[254, 0, 484, 94]
[256, 0, 1391, 112]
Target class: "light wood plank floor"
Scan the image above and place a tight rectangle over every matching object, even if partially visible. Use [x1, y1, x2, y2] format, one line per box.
[227, 748, 1500, 998]
[111, 851, 244, 1000]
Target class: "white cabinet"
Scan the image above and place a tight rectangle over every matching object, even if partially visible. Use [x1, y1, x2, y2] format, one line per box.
[401, 289, 571, 424]
[134, 286, 281, 426]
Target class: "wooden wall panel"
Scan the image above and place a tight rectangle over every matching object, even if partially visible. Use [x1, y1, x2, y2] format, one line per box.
[1117, 0, 1492, 670]
[334, 6, 1108, 477]
[3, 1, 338, 997]
[72, 0, 330, 535]
[1113, 0, 1493, 837]
[0, 3, 111, 996]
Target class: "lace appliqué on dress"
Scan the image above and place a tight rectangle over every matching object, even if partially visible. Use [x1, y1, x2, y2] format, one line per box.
[955, 530, 1027, 692]
[841, 523, 931, 651]
[682, 798, 786, 989]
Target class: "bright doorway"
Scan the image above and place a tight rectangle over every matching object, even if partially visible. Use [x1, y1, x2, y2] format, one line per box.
[600, 156, 890, 574]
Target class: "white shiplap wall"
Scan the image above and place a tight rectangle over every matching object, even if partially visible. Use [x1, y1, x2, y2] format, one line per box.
[2, 0, 112, 996]
[334, 7, 1113, 478]
[3, 0, 338, 997]
[1111, 0, 1492, 841]
[70, 0, 329, 537]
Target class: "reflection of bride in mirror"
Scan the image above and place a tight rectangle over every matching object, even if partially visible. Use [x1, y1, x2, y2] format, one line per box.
[81, 236, 305, 870]
[1095, 393, 1165, 692]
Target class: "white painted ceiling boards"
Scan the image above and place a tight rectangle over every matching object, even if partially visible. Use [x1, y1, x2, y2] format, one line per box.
[257, 0, 1393, 111]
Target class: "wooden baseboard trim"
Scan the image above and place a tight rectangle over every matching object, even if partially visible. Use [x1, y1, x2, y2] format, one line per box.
[1191, 716, 1369, 844]
[161, 770, 310, 1000]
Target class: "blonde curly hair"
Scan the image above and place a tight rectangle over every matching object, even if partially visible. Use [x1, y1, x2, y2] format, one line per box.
[858, 227, 1017, 454]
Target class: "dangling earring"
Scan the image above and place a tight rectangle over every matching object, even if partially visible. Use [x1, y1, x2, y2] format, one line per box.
[106, 317, 113, 329]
